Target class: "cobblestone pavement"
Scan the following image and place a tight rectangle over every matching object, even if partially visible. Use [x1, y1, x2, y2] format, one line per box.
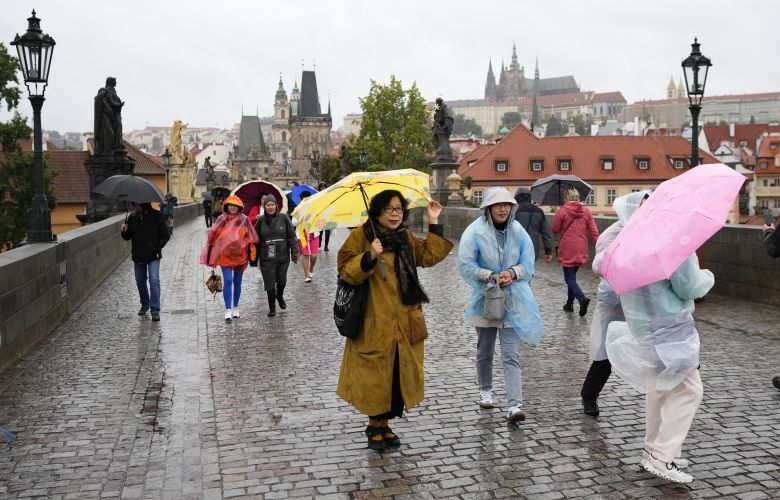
[1, 217, 779, 499]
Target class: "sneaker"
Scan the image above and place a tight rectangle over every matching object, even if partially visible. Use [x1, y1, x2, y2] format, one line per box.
[582, 398, 599, 417]
[151, 311, 160, 322]
[478, 390, 494, 409]
[507, 406, 526, 422]
[138, 307, 149, 316]
[563, 302, 574, 312]
[232, 308, 240, 319]
[642, 450, 689, 469]
[641, 452, 693, 484]
[309, 270, 315, 278]
[579, 298, 591, 317]
[304, 277, 312, 283]
[224, 309, 232, 321]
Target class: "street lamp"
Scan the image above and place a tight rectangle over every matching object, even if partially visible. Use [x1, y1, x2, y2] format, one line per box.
[682, 37, 712, 167]
[11, 10, 55, 242]
[359, 147, 368, 168]
[161, 148, 172, 193]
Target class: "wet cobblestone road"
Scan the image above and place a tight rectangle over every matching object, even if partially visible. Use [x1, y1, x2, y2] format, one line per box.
[1, 217, 779, 499]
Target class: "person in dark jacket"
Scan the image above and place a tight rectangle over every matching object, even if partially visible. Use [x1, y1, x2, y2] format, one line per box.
[121, 202, 170, 321]
[318, 182, 331, 251]
[514, 187, 553, 263]
[763, 218, 780, 390]
[255, 195, 299, 317]
[203, 198, 213, 228]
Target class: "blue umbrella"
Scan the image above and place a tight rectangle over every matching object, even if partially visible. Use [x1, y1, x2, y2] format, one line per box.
[291, 185, 318, 205]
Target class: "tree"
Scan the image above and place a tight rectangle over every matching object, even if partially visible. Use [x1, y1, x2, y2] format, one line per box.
[452, 114, 483, 138]
[571, 114, 592, 136]
[0, 43, 57, 250]
[318, 154, 343, 185]
[352, 76, 433, 172]
[501, 111, 522, 131]
[545, 115, 565, 137]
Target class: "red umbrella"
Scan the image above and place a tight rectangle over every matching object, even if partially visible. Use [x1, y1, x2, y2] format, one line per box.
[231, 180, 287, 217]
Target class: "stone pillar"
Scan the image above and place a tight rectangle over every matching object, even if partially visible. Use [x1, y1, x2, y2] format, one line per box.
[169, 164, 196, 203]
[77, 148, 136, 224]
[430, 159, 459, 206]
[446, 171, 465, 207]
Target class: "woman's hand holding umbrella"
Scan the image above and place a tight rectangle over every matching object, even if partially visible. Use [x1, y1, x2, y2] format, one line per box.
[370, 238, 384, 260]
[427, 200, 442, 224]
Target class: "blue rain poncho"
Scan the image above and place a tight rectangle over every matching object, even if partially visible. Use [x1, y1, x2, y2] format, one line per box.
[605, 208, 714, 392]
[588, 191, 650, 361]
[458, 187, 544, 344]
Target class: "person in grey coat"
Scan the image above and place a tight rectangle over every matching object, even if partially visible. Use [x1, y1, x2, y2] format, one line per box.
[514, 187, 553, 262]
[255, 195, 299, 317]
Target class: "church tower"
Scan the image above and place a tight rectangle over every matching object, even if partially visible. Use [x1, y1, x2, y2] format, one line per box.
[288, 69, 332, 182]
[271, 74, 291, 170]
[667, 75, 677, 99]
[531, 58, 541, 130]
[485, 60, 497, 101]
[677, 78, 685, 99]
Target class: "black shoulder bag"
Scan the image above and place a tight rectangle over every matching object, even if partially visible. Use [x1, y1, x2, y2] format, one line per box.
[333, 242, 370, 340]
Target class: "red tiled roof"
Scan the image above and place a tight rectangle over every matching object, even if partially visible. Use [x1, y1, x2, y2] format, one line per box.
[14, 139, 59, 151]
[123, 141, 166, 175]
[592, 91, 626, 102]
[630, 91, 780, 106]
[458, 124, 721, 184]
[704, 124, 780, 151]
[48, 151, 91, 204]
[756, 135, 780, 160]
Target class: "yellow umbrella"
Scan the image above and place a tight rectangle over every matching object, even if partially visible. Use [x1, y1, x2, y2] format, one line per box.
[291, 168, 432, 246]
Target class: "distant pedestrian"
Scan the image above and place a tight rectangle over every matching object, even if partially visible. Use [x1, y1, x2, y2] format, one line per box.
[318, 182, 331, 251]
[203, 198, 213, 228]
[458, 187, 544, 422]
[121, 202, 170, 322]
[580, 191, 649, 417]
[201, 195, 259, 321]
[514, 187, 553, 263]
[297, 191, 319, 282]
[161, 192, 177, 235]
[255, 195, 298, 317]
[552, 189, 599, 316]
[337, 191, 452, 450]
[761, 215, 780, 389]
[286, 181, 299, 216]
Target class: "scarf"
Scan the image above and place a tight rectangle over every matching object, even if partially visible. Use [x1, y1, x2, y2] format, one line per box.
[363, 220, 429, 306]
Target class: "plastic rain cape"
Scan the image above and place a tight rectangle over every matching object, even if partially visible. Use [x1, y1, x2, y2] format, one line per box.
[199, 213, 259, 268]
[605, 190, 714, 393]
[458, 208, 544, 344]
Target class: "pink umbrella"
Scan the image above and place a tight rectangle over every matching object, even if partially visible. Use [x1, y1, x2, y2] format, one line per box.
[601, 163, 745, 294]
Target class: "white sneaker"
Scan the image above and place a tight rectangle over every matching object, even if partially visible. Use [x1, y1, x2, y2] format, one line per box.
[304, 276, 312, 283]
[641, 453, 693, 484]
[232, 308, 240, 318]
[224, 309, 232, 321]
[642, 449, 689, 469]
[478, 390, 494, 409]
[309, 270, 315, 278]
[506, 406, 525, 422]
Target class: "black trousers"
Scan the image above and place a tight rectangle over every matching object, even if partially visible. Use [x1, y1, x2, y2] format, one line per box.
[581, 359, 612, 401]
[319, 229, 331, 249]
[369, 347, 404, 420]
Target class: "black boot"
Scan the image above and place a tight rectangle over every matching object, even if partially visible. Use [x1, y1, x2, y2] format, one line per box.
[276, 285, 287, 310]
[563, 301, 574, 312]
[267, 290, 276, 317]
[578, 297, 591, 317]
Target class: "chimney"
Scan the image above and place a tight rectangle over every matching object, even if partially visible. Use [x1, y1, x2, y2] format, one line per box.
[729, 123, 735, 138]
[634, 116, 639, 136]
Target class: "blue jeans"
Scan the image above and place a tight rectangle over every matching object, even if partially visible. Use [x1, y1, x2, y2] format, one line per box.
[221, 267, 244, 309]
[134, 260, 161, 312]
[476, 327, 523, 407]
[563, 266, 585, 303]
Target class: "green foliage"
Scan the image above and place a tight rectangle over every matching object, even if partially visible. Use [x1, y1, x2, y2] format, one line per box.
[570, 114, 592, 136]
[0, 43, 22, 113]
[452, 114, 483, 138]
[318, 154, 343, 185]
[0, 152, 57, 249]
[501, 111, 522, 131]
[352, 76, 433, 173]
[545, 115, 565, 137]
[0, 112, 32, 152]
[463, 175, 473, 189]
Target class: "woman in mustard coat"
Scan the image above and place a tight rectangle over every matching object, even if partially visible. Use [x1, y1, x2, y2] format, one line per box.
[337, 190, 453, 450]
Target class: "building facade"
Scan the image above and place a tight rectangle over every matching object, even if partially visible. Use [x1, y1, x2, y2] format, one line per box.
[484, 44, 579, 101]
[288, 70, 333, 181]
[235, 115, 273, 181]
[269, 76, 291, 172]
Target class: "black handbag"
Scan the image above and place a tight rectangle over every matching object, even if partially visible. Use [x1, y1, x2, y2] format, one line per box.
[333, 276, 369, 340]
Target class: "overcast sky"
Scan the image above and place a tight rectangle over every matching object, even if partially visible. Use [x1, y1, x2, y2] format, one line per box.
[1, 1, 777, 133]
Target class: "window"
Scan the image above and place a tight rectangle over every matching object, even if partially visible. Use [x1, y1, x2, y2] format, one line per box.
[674, 159, 685, 169]
[631, 188, 642, 193]
[637, 158, 650, 170]
[759, 199, 769, 209]
[775, 199, 780, 209]
[602, 159, 614, 170]
[606, 189, 617, 205]
[763, 179, 769, 187]
[281, 109, 286, 119]
[530, 160, 544, 171]
[760, 161, 769, 169]
[585, 189, 596, 205]
[739, 140, 748, 147]
[558, 159, 571, 171]
[771, 143, 778, 150]
[473, 189, 484, 205]
[282, 131, 286, 141]
[495, 161, 508, 172]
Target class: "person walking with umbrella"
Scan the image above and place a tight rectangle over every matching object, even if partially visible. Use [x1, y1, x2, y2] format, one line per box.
[514, 187, 553, 263]
[203, 196, 213, 228]
[317, 182, 332, 251]
[336, 190, 452, 450]
[458, 187, 544, 422]
[201, 196, 259, 321]
[121, 202, 170, 322]
[255, 195, 298, 317]
[296, 191, 320, 282]
[552, 189, 599, 316]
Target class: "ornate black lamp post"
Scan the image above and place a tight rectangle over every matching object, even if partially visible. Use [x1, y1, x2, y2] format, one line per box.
[161, 148, 172, 193]
[11, 10, 55, 242]
[359, 147, 368, 169]
[682, 38, 712, 167]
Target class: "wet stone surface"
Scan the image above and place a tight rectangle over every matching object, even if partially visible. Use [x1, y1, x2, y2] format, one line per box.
[1, 217, 779, 499]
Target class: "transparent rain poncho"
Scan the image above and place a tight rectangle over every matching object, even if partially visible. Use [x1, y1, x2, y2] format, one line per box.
[458, 188, 544, 344]
[604, 190, 714, 393]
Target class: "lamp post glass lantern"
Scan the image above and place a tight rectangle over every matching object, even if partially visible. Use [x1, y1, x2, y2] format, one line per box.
[359, 147, 368, 168]
[682, 37, 712, 167]
[162, 148, 172, 193]
[11, 10, 56, 242]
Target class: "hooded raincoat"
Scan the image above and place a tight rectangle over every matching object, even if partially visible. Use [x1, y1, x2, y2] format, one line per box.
[605, 206, 714, 393]
[200, 196, 259, 271]
[552, 201, 599, 267]
[458, 187, 544, 344]
[589, 191, 650, 361]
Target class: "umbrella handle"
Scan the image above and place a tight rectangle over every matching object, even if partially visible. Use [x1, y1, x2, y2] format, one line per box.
[358, 183, 387, 282]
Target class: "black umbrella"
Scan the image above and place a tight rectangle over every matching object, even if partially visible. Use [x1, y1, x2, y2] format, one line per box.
[211, 187, 231, 200]
[201, 191, 214, 201]
[93, 175, 165, 204]
[530, 174, 593, 206]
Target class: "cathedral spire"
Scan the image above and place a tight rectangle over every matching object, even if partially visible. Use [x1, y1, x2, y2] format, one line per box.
[485, 59, 497, 100]
[534, 57, 539, 80]
[510, 43, 520, 70]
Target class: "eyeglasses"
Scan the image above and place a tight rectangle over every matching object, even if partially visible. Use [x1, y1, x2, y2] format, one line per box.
[382, 206, 404, 215]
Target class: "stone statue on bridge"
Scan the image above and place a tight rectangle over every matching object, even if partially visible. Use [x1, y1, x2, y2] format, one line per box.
[93, 77, 125, 155]
[432, 97, 454, 162]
